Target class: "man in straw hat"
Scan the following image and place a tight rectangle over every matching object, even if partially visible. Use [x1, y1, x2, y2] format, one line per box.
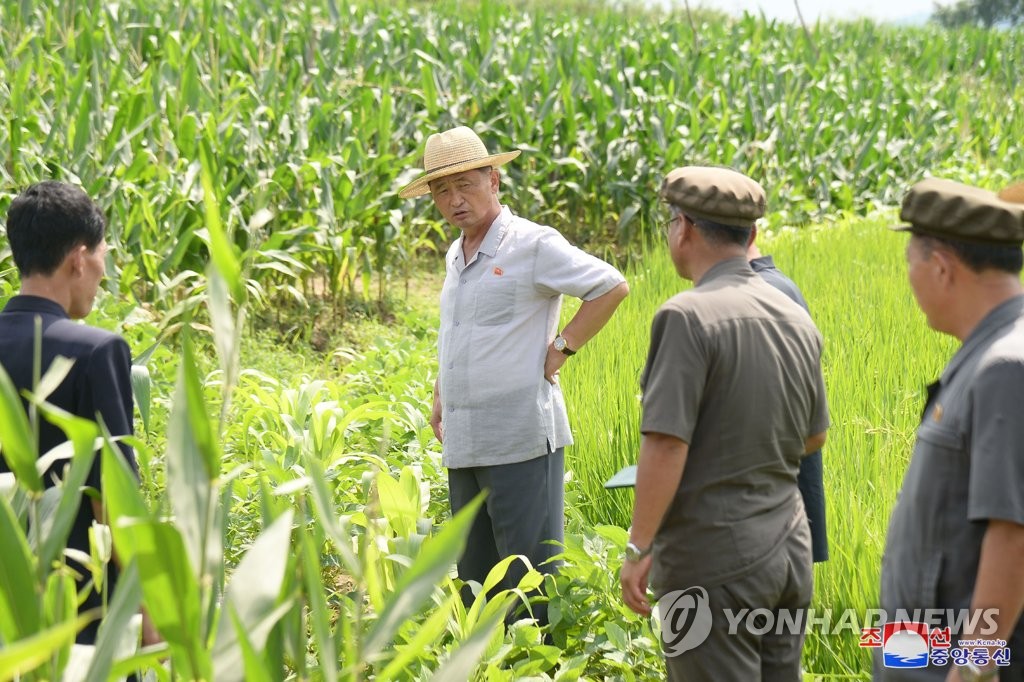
[620, 166, 829, 680]
[876, 179, 1024, 681]
[400, 126, 629, 622]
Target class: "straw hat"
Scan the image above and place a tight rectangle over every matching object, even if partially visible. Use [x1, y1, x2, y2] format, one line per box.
[399, 126, 520, 198]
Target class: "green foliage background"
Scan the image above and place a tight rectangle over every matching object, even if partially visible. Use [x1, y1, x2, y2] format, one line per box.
[1, 0, 1022, 679]
[3, 0, 1024, 306]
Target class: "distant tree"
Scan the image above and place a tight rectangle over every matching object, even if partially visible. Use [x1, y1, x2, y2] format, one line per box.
[933, 0, 1024, 27]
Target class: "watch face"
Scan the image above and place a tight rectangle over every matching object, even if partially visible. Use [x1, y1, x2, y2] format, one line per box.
[554, 336, 566, 351]
[625, 543, 647, 562]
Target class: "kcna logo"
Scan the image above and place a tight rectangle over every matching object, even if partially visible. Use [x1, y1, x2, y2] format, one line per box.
[657, 586, 714, 656]
[859, 620, 1011, 670]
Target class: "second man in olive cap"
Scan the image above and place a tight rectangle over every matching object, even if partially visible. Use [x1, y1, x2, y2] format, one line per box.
[878, 178, 1024, 681]
[620, 166, 830, 681]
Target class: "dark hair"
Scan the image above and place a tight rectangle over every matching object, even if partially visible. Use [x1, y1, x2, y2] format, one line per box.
[916, 233, 1023, 275]
[689, 215, 752, 247]
[5, 181, 106, 277]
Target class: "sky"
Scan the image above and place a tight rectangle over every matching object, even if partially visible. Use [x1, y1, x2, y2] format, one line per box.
[656, 0, 939, 24]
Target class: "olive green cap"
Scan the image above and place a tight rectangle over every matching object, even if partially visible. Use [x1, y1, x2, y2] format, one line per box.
[660, 166, 766, 228]
[891, 178, 1024, 245]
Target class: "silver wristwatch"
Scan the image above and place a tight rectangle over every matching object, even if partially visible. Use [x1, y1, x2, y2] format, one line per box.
[624, 541, 652, 562]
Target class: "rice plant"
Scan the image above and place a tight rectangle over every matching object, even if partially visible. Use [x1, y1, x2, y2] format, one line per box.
[562, 217, 958, 677]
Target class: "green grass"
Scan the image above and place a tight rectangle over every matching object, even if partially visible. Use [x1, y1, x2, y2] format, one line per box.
[213, 213, 962, 677]
[2, 0, 1021, 676]
[0, 210, 992, 678]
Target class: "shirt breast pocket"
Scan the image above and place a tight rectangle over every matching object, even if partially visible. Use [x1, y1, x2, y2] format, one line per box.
[475, 280, 517, 326]
[914, 421, 968, 499]
[916, 422, 965, 453]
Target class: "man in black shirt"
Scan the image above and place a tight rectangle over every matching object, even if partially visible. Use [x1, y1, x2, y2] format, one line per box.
[0, 181, 139, 644]
[747, 230, 829, 563]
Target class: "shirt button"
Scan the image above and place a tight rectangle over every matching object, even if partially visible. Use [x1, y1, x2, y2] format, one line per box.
[448, 362, 454, 369]
[454, 320, 460, 327]
[448, 406, 455, 413]
[460, 279, 466, 284]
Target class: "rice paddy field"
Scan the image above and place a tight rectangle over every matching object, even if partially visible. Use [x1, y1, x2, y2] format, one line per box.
[563, 218, 959, 676]
[0, 0, 1020, 679]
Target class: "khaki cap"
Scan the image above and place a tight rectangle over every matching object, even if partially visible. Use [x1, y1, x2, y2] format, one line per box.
[660, 166, 766, 228]
[891, 178, 1024, 245]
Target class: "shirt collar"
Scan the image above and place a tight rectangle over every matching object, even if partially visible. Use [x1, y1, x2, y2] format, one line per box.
[748, 255, 776, 272]
[477, 206, 512, 259]
[451, 206, 511, 269]
[696, 256, 754, 287]
[2, 295, 69, 319]
[941, 294, 1024, 384]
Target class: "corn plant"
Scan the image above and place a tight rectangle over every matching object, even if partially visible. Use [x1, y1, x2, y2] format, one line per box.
[3, 0, 1023, 317]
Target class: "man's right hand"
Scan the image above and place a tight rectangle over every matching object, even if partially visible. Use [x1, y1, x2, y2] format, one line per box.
[620, 553, 654, 616]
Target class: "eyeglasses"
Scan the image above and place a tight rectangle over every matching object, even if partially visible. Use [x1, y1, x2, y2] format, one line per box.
[659, 213, 695, 234]
[659, 213, 682, 234]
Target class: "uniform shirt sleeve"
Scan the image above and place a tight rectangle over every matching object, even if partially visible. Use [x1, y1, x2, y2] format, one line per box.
[82, 336, 138, 489]
[968, 359, 1024, 525]
[639, 306, 706, 443]
[532, 229, 625, 301]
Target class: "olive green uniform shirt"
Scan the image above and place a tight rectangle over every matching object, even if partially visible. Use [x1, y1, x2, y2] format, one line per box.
[878, 295, 1024, 680]
[640, 257, 830, 590]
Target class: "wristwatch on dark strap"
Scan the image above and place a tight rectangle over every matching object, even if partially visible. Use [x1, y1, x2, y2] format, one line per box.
[624, 541, 652, 563]
[553, 334, 576, 356]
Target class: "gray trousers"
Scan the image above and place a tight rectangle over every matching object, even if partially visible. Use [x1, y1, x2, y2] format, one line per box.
[663, 518, 813, 682]
[447, 447, 565, 623]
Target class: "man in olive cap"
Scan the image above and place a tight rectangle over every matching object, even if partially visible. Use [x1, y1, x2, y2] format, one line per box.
[400, 126, 629, 623]
[620, 166, 829, 680]
[878, 179, 1024, 681]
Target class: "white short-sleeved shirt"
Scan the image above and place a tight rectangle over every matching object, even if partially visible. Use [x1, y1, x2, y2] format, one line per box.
[437, 206, 625, 468]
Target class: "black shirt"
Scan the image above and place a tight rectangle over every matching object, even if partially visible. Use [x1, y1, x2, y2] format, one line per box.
[0, 294, 137, 643]
[750, 256, 829, 563]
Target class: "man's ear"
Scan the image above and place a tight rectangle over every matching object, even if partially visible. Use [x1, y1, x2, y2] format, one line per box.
[931, 246, 957, 288]
[747, 224, 758, 247]
[677, 215, 695, 247]
[66, 244, 87, 276]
